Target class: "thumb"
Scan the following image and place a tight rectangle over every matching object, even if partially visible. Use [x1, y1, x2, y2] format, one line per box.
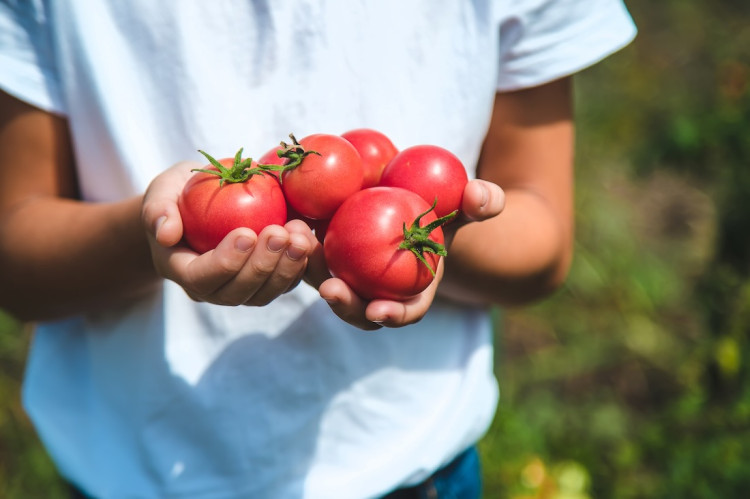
[460, 179, 505, 222]
[142, 161, 197, 248]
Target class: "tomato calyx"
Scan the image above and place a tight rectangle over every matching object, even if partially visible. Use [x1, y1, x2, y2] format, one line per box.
[192, 148, 267, 186]
[256, 133, 320, 179]
[399, 200, 458, 277]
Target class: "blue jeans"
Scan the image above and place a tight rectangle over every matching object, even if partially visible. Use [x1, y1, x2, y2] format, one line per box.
[381, 446, 482, 499]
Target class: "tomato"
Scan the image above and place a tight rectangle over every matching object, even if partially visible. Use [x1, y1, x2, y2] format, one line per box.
[378, 144, 468, 219]
[323, 186, 450, 300]
[279, 133, 364, 220]
[341, 128, 398, 188]
[178, 150, 287, 254]
[256, 144, 327, 241]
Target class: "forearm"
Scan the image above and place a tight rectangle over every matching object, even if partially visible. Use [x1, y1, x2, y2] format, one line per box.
[438, 188, 572, 306]
[437, 79, 576, 307]
[0, 195, 158, 321]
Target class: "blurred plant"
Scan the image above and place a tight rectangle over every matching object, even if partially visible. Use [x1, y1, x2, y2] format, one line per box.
[481, 1, 750, 498]
[0, 311, 66, 498]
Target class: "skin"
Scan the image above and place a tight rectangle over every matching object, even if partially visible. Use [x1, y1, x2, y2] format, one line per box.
[441, 77, 574, 306]
[0, 77, 572, 331]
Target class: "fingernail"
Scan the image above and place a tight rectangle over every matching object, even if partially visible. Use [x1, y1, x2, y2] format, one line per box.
[267, 236, 287, 252]
[154, 215, 167, 237]
[370, 317, 386, 325]
[286, 245, 306, 261]
[235, 236, 254, 252]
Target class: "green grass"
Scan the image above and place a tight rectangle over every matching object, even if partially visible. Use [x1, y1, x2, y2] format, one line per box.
[0, 312, 67, 498]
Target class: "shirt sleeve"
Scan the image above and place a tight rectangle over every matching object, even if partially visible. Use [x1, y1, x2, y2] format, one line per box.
[0, 0, 65, 114]
[497, 0, 637, 91]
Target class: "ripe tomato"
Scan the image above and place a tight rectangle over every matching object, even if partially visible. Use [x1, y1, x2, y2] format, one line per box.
[323, 186, 449, 301]
[378, 144, 468, 219]
[280, 133, 364, 220]
[258, 144, 328, 241]
[341, 128, 398, 188]
[178, 150, 287, 254]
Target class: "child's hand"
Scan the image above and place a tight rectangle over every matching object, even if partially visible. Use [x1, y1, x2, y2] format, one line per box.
[141, 161, 314, 306]
[443, 178, 506, 246]
[316, 259, 445, 330]
[304, 178, 505, 330]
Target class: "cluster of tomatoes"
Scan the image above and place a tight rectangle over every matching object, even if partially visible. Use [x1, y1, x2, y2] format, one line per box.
[177, 129, 469, 300]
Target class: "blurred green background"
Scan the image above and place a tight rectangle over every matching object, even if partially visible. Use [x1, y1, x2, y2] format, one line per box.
[2, 0, 749, 497]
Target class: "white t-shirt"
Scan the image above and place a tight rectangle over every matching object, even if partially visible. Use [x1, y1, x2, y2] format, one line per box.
[0, 1, 635, 498]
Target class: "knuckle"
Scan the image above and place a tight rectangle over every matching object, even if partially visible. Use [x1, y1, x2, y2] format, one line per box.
[184, 290, 207, 303]
[183, 282, 212, 300]
[275, 262, 305, 284]
[215, 253, 246, 275]
[248, 259, 276, 280]
[141, 198, 164, 223]
[140, 204, 158, 230]
[180, 270, 219, 298]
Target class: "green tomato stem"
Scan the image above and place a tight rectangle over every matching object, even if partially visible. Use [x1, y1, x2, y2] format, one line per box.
[255, 133, 320, 182]
[399, 200, 458, 277]
[192, 148, 268, 186]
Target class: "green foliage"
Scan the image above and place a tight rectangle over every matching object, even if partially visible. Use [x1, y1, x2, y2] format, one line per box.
[479, 1, 750, 498]
[0, 312, 66, 498]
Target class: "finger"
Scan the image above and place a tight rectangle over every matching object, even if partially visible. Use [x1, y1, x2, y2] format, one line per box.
[238, 229, 312, 306]
[142, 161, 198, 247]
[364, 259, 443, 327]
[284, 218, 317, 246]
[303, 241, 330, 290]
[165, 227, 257, 299]
[459, 179, 505, 223]
[194, 225, 286, 305]
[319, 278, 382, 331]
[149, 242, 197, 284]
[142, 197, 184, 248]
[281, 219, 318, 293]
[285, 218, 331, 289]
[442, 180, 505, 247]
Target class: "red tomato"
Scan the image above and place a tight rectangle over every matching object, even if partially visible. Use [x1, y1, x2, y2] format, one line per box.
[281, 133, 364, 220]
[341, 128, 398, 188]
[378, 144, 468, 219]
[323, 187, 448, 300]
[258, 144, 328, 241]
[178, 151, 287, 254]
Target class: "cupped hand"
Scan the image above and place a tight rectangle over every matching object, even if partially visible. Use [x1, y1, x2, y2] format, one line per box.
[305, 178, 505, 330]
[141, 161, 315, 306]
[316, 259, 445, 331]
